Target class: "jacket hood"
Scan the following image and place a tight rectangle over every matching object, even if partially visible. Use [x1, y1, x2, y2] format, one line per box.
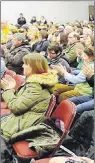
[26, 70, 58, 86]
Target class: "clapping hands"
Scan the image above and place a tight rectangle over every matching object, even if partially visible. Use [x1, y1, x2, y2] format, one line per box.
[1, 74, 16, 90]
[50, 64, 67, 76]
[82, 62, 94, 79]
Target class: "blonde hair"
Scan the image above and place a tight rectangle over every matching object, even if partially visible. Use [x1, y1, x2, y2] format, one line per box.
[23, 53, 48, 74]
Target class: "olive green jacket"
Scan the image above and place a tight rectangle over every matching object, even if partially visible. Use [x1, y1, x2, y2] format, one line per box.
[64, 42, 84, 63]
[1, 70, 58, 142]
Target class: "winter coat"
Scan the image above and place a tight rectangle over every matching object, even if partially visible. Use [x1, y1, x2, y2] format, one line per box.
[5, 42, 32, 74]
[31, 39, 50, 53]
[6, 40, 12, 50]
[17, 17, 26, 26]
[62, 110, 94, 159]
[63, 42, 84, 67]
[1, 70, 58, 146]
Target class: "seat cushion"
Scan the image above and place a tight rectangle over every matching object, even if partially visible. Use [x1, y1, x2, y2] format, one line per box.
[13, 141, 38, 158]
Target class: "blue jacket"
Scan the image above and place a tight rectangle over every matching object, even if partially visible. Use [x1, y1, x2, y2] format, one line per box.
[64, 61, 94, 84]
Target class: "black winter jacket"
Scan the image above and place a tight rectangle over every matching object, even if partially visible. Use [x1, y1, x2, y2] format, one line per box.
[87, 75, 94, 97]
[31, 39, 50, 53]
[61, 110, 94, 159]
[17, 17, 26, 26]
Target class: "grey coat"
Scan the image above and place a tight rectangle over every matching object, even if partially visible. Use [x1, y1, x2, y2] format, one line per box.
[5, 42, 32, 74]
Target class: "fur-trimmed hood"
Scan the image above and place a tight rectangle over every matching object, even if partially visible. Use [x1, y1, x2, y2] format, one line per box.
[26, 70, 58, 86]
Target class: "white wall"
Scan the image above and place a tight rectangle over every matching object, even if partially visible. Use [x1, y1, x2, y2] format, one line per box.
[1, 1, 94, 25]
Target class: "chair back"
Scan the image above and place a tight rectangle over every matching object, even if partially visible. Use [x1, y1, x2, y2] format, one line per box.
[50, 99, 76, 156]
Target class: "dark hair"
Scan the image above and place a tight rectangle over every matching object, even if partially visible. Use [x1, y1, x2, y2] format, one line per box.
[84, 46, 94, 57]
[40, 30, 48, 39]
[48, 43, 62, 54]
[60, 33, 68, 45]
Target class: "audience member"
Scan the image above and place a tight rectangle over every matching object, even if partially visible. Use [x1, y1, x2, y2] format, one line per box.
[4, 32, 32, 74]
[31, 29, 49, 52]
[1, 53, 59, 162]
[17, 13, 26, 27]
[63, 32, 84, 67]
[51, 46, 94, 103]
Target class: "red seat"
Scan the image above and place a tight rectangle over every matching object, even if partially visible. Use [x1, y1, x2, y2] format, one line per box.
[50, 100, 76, 156]
[32, 100, 77, 162]
[13, 95, 56, 159]
[13, 99, 76, 159]
[13, 141, 37, 158]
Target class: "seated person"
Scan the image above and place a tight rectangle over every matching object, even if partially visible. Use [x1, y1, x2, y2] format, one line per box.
[69, 63, 94, 117]
[1, 57, 24, 90]
[31, 29, 50, 53]
[71, 48, 84, 75]
[50, 46, 94, 103]
[51, 32, 68, 50]
[73, 34, 94, 74]
[4, 33, 32, 74]
[1, 53, 60, 161]
[63, 32, 84, 67]
[1, 57, 24, 110]
[46, 43, 71, 83]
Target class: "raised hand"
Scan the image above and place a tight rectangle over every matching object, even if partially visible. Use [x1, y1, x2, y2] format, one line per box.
[50, 63, 67, 76]
[82, 62, 94, 79]
[1, 74, 16, 90]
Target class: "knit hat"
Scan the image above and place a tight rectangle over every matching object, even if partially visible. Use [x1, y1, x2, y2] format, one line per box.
[14, 33, 26, 41]
[1, 58, 6, 78]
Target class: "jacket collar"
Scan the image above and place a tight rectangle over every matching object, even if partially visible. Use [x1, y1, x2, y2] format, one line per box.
[26, 70, 58, 86]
